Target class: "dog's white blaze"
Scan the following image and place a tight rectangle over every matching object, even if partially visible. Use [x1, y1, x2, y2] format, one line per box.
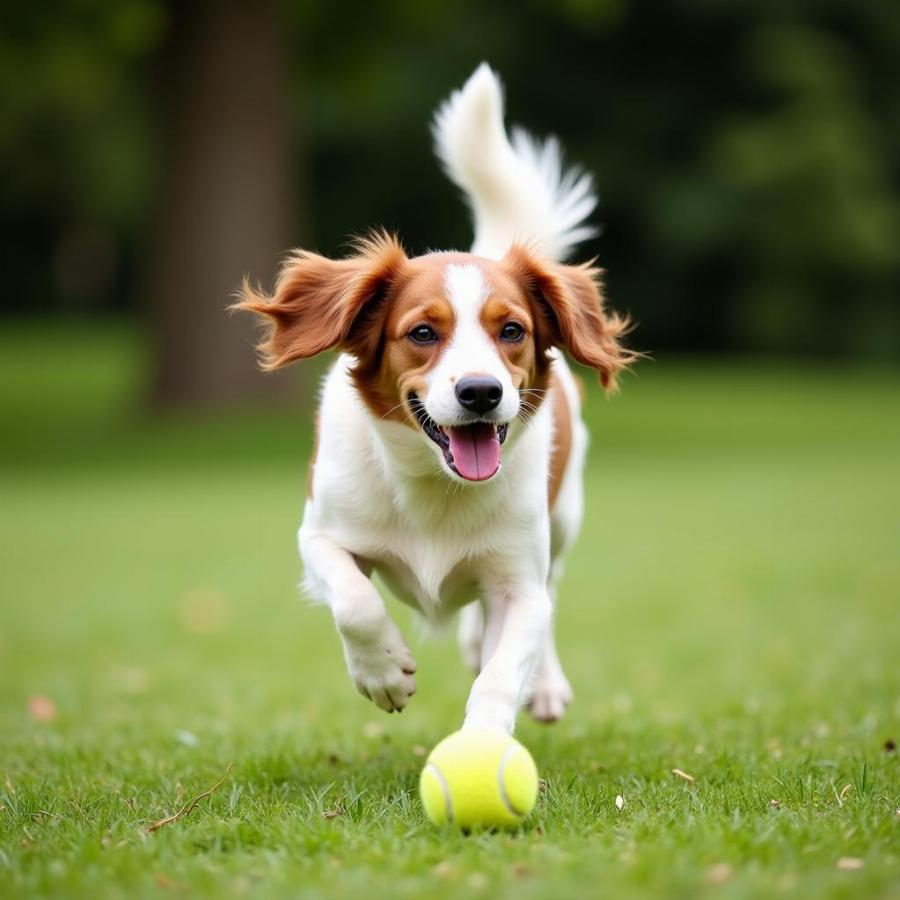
[445, 262, 489, 314]
[424, 263, 519, 424]
[442, 264, 497, 385]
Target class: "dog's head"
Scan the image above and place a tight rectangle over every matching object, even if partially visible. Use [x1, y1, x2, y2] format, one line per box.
[236, 232, 633, 483]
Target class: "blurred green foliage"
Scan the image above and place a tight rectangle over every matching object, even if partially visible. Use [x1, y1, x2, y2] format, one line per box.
[1, 0, 898, 356]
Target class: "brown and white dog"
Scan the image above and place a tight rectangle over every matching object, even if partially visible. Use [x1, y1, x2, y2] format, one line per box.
[238, 64, 633, 734]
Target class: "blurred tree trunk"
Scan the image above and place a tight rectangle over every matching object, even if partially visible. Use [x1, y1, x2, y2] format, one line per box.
[147, 0, 298, 408]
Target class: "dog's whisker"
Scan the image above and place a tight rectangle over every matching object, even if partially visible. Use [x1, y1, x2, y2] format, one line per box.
[379, 401, 411, 421]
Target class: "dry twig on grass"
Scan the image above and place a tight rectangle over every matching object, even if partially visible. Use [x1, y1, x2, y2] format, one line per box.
[144, 764, 233, 833]
[671, 768, 696, 784]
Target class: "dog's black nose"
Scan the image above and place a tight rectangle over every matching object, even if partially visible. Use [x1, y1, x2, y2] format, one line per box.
[456, 376, 503, 414]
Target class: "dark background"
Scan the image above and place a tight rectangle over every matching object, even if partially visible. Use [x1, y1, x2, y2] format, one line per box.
[2, 0, 898, 408]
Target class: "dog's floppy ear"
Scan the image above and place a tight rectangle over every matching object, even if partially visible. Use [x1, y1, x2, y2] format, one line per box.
[504, 244, 635, 390]
[234, 231, 407, 370]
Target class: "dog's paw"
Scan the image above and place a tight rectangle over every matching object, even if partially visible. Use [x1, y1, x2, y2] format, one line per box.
[341, 618, 417, 713]
[527, 674, 573, 724]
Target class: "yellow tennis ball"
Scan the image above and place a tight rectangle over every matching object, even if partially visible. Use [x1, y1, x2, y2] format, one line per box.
[419, 729, 539, 829]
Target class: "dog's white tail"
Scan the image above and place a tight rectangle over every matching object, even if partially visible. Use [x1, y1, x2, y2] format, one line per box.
[432, 63, 597, 263]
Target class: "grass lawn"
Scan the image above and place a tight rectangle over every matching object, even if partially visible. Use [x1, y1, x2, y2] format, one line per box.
[1, 322, 899, 899]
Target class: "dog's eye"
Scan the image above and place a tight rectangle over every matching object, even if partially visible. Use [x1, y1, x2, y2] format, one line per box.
[500, 322, 525, 342]
[409, 324, 439, 344]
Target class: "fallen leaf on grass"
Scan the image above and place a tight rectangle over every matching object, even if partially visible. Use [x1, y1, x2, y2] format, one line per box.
[27, 696, 57, 723]
[671, 768, 695, 784]
[155, 873, 188, 891]
[362, 721, 383, 739]
[323, 805, 343, 820]
[706, 863, 733, 885]
[836, 857, 864, 871]
[615, 794, 625, 810]
[175, 730, 199, 748]
[433, 861, 454, 879]
[769, 798, 782, 809]
[144, 764, 233, 833]
[411, 745, 427, 758]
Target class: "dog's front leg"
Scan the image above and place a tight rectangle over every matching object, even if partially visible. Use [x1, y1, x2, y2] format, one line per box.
[462, 581, 552, 734]
[300, 532, 417, 713]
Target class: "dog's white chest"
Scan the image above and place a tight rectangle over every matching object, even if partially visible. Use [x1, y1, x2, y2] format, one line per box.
[373, 547, 481, 615]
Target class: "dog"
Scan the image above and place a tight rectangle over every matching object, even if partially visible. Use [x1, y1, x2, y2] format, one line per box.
[237, 64, 633, 734]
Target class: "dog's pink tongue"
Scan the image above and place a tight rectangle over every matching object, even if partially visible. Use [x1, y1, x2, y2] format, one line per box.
[447, 423, 501, 481]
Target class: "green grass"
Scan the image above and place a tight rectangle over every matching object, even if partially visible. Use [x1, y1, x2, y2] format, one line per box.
[1, 322, 899, 899]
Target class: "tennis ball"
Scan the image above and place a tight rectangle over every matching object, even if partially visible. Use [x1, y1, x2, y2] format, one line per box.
[419, 729, 539, 828]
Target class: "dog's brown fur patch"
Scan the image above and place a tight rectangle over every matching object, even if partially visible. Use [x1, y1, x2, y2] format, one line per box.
[548, 374, 572, 509]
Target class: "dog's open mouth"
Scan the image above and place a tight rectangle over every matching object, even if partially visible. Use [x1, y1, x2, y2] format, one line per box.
[409, 394, 508, 482]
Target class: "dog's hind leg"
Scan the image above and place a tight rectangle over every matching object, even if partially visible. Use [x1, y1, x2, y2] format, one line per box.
[457, 601, 484, 673]
[527, 626, 574, 723]
[526, 563, 574, 723]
